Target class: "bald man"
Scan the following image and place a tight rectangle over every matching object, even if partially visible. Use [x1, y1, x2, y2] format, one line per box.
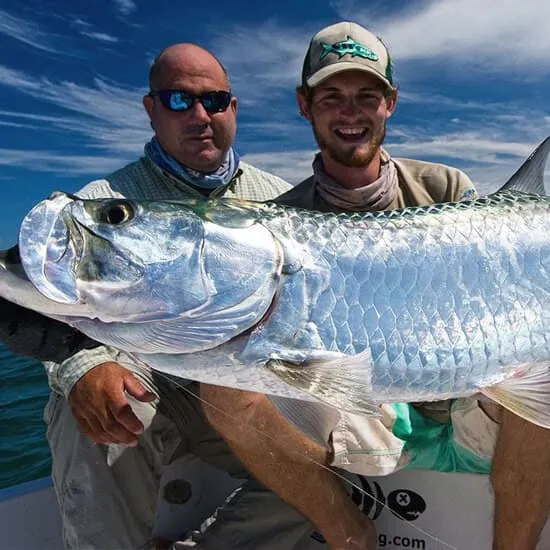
[43, 43, 311, 550]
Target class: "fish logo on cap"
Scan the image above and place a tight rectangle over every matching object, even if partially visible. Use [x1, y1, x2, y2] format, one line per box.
[320, 36, 379, 61]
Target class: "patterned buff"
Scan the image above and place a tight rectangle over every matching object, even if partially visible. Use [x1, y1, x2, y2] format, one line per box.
[144, 137, 240, 190]
[314, 150, 398, 211]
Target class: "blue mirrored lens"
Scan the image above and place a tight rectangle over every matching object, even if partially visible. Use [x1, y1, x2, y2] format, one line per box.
[168, 91, 194, 111]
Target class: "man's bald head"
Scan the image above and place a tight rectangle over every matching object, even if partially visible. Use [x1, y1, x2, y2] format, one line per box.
[143, 42, 237, 173]
[148, 43, 229, 90]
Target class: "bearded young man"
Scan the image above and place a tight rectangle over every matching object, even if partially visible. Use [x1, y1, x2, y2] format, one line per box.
[204, 22, 550, 550]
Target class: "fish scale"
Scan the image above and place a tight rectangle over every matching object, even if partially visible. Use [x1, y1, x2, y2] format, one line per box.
[247, 191, 550, 402]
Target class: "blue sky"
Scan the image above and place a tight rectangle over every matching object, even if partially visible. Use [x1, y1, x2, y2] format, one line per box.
[1, 0, 550, 247]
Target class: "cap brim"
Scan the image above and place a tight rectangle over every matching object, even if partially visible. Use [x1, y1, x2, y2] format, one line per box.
[306, 62, 392, 89]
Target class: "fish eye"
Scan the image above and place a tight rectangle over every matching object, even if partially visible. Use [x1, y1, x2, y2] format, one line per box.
[98, 201, 135, 225]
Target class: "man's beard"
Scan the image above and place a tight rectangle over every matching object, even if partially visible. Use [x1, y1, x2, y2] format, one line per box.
[312, 120, 386, 168]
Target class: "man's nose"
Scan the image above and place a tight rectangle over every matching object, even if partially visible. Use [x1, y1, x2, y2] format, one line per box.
[339, 97, 359, 116]
[187, 100, 211, 122]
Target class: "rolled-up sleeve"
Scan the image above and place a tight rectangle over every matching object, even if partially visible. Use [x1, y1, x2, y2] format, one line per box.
[45, 345, 121, 397]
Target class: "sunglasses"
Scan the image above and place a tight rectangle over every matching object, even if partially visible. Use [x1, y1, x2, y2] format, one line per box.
[148, 89, 232, 114]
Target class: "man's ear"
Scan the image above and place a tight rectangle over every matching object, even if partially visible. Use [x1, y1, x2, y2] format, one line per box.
[143, 94, 154, 120]
[296, 88, 312, 120]
[385, 88, 398, 119]
[230, 95, 238, 116]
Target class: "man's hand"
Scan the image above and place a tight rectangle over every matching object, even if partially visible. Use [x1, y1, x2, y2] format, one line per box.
[68, 362, 157, 446]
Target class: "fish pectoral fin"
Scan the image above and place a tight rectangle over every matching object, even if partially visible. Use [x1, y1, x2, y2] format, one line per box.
[264, 348, 380, 417]
[481, 361, 550, 428]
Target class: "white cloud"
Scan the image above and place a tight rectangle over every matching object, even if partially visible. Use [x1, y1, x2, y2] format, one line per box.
[0, 8, 60, 53]
[0, 109, 80, 123]
[384, 129, 548, 195]
[209, 20, 311, 104]
[241, 150, 316, 184]
[73, 18, 91, 29]
[389, 135, 535, 162]
[0, 66, 150, 174]
[0, 65, 43, 90]
[71, 18, 120, 44]
[336, 0, 550, 74]
[0, 119, 39, 129]
[397, 91, 492, 111]
[0, 148, 125, 175]
[0, 66, 149, 149]
[80, 31, 119, 43]
[113, 0, 136, 16]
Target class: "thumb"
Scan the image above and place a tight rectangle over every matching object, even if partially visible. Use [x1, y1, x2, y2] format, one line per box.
[123, 373, 157, 403]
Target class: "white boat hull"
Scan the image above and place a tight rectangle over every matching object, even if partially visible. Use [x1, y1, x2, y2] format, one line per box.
[2, 457, 550, 550]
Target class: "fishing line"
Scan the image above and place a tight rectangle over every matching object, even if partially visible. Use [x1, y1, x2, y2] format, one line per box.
[159, 372, 458, 550]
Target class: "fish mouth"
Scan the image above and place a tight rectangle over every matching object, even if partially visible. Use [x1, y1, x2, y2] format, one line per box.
[19, 192, 82, 304]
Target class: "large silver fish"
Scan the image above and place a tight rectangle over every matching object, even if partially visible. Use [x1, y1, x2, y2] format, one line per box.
[4, 138, 550, 427]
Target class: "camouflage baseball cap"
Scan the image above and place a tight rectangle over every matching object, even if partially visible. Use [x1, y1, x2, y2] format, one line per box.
[301, 21, 393, 89]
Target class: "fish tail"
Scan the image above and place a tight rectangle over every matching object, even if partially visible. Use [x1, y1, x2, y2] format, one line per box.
[319, 44, 332, 60]
[480, 361, 550, 428]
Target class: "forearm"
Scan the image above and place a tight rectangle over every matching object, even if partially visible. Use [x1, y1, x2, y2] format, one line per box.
[491, 410, 550, 550]
[201, 384, 376, 550]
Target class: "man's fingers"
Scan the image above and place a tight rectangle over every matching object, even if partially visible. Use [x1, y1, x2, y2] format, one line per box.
[101, 414, 140, 446]
[74, 412, 127, 445]
[68, 363, 155, 445]
[124, 374, 157, 403]
[112, 402, 145, 437]
[87, 407, 140, 445]
[100, 385, 144, 439]
[74, 389, 141, 444]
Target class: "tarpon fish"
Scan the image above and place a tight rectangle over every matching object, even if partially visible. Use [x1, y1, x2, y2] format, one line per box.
[4, 138, 550, 427]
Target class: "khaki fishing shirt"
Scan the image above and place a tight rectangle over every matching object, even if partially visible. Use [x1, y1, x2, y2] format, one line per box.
[276, 156, 477, 211]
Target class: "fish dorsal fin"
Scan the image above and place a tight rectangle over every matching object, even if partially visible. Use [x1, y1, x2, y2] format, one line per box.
[498, 136, 550, 195]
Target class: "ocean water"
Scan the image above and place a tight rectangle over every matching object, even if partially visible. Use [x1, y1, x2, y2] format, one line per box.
[0, 344, 51, 489]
